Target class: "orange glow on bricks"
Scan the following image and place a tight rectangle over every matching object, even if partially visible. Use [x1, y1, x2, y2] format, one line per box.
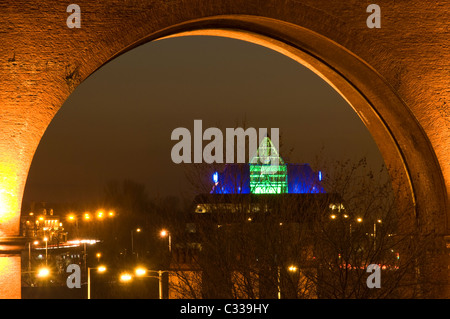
[0, 256, 21, 298]
[0, 163, 21, 238]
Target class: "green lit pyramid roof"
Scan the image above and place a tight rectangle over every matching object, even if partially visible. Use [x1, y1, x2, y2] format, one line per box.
[249, 136, 288, 194]
[249, 136, 285, 166]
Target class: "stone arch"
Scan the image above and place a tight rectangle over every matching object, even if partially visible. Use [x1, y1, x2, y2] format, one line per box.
[0, 2, 448, 298]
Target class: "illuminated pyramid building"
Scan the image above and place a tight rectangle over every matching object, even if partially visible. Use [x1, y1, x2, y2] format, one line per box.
[249, 136, 288, 194]
[170, 137, 343, 299]
[210, 136, 325, 195]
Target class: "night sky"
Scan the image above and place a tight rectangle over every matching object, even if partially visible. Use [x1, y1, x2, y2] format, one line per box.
[22, 36, 384, 207]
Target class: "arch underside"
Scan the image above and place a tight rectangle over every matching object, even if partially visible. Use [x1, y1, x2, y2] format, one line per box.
[0, 1, 448, 299]
[97, 15, 447, 235]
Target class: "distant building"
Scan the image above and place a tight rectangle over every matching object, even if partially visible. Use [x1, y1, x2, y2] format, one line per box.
[169, 137, 344, 299]
[21, 204, 67, 243]
[20, 203, 93, 288]
[209, 136, 325, 196]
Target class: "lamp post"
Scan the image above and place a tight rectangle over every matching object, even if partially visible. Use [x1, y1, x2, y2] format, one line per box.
[28, 241, 32, 273]
[83, 241, 87, 273]
[67, 213, 79, 238]
[134, 267, 169, 299]
[277, 266, 281, 299]
[158, 270, 164, 299]
[87, 265, 106, 299]
[373, 219, 382, 249]
[276, 265, 298, 299]
[131, 228, 141, 258]
[160, 229, 171, 253]
[43, 236, 48, 266]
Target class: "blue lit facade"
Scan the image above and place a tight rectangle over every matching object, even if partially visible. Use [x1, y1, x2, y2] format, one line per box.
[210, 136, 325, 195]
[210, 163, 325, 194]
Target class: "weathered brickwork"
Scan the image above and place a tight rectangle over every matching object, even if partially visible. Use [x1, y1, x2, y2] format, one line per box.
[0, 0, 448, 298]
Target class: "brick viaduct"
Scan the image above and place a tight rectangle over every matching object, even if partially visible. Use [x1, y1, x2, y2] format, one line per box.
[0, 1, 448, 298]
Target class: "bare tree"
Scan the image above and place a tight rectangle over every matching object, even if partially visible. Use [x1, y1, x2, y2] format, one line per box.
[166, 158, 444, 299]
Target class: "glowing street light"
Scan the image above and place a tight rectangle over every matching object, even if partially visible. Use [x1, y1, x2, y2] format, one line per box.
[135, 267, 147, 277]
[288, 265, 298, 272]
[108, 210, 115, 217]
[98, 265, 106, 273]
[356, 217, 363, 223]
[96, 210, 104, 219]
[37, 267, 50, 278]
[120, 273, 133, 282]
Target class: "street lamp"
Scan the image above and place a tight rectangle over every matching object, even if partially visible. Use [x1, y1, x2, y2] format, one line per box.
[373, 219, 382, 248]
[277, 265, 299, 299]
[88, 265, 107, 299]
[288, 265, 298, 272]
[66, 213, 79, 237]
[98, 265, 106, 272]
[43, 236, 48, 265]
[37, 267, 50, 278]
[26, 240, 41, 277]
[134, 267, 169, 299]
[277, 267, 281, 299]
[96, 210, 104, 219]
[135, 267, 147, 276]
[131, 228, 141, 258]
[120, 272, 133, 283]
[374, 219, 382, 236]
[160, 229, 171, 253]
